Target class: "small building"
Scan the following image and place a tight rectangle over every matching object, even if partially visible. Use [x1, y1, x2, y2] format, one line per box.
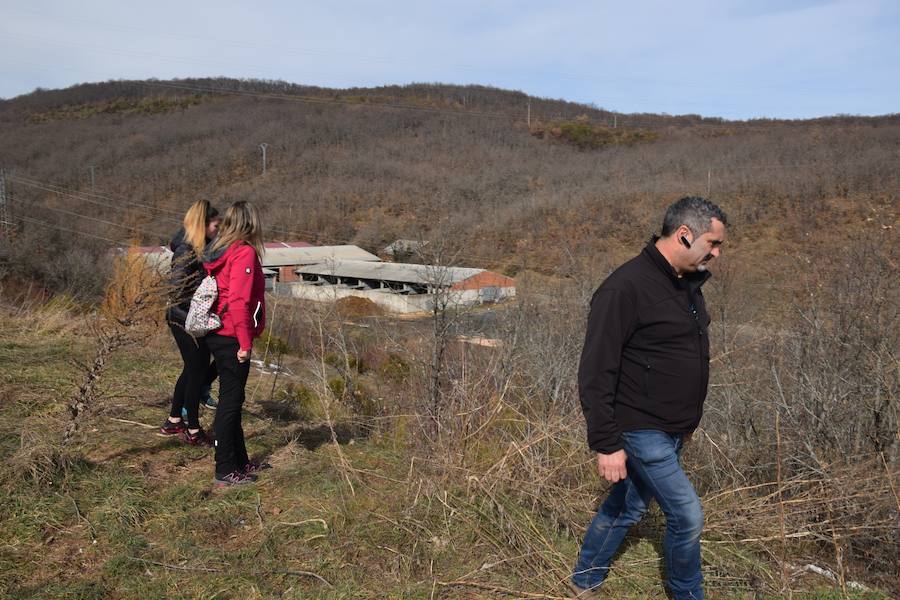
[277, 259, 515, 314]
[381, 239, 429, 261]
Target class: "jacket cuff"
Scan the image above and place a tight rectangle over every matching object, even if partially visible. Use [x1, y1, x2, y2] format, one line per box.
[236, 331, 252, 352]
[589, 439, 624, 454]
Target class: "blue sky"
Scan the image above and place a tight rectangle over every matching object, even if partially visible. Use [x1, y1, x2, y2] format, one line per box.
[1, 0, 897, 119]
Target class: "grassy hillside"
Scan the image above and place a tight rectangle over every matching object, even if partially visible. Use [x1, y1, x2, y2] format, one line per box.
[0, 79, 897, 598]
[0, 296, 894, 599]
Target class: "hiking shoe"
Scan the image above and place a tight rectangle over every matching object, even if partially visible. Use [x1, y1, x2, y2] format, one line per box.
[201, 385, 218, 410]
[159, 418, 186, 436]
[242, 461, 272, 475]
[567, 582, 604, 598]
[181, 428, 214, 446]
[214, 471, 257, 488]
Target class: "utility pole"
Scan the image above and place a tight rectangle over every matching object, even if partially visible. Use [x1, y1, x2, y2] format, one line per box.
[707, 168, 712, 196]
[0, 170, 9, 238]
[259, 143, 269, 176]
[613, 114, 617, 129]
[526, 101, 531, 127]
[88, 165, 95, 189]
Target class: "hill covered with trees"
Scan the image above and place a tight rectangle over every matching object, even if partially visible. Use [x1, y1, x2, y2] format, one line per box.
[0, 77, 896, 297]
[0, 78, 896, 598]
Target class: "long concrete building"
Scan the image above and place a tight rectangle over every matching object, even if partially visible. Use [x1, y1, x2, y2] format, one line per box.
[262, 245, 381, 282]
[276, 259, 515, 313]
[128, 243, 380, 289]
[126, 242, 515, 313]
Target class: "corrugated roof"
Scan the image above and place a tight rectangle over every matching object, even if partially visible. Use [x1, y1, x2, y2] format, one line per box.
[262, 245, 380, 267]
[129, 241, 313, 253]
[265, 241, 313, 249]
[295, 260, 484, 285]
[133, 246, 169, 254]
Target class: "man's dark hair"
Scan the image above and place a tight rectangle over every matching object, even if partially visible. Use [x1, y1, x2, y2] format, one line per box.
[661, 196, 728, 237]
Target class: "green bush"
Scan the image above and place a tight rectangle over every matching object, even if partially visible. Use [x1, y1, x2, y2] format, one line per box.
[324, 352, 368, 373]
[379, 353, 410, 383]
[502, 263, 521, 277]
[328, 377, 346, 398]
[349, 382, 380, 417]
[534, 120, 660, 151]
[347, 354, 367, 373]
[324, 352, 340, 368]
[259, 331, 292, 356]
[270, 383, 317, 421]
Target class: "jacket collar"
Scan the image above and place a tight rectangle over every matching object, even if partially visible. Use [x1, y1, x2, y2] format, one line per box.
[170, 227, 187, 253]
[642, 235, 712, 292]
[202, 240, 244, 271]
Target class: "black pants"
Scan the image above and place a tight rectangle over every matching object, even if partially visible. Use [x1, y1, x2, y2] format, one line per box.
[207, 333, 250, 476]
[169, 324, 218, 429]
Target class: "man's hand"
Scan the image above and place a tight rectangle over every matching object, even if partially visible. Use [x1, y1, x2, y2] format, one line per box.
[596, 450, 628, 483]
[237, 349, 250, 363]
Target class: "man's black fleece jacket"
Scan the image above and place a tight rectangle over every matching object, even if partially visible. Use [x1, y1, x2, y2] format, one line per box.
[578, 238, 712, 454]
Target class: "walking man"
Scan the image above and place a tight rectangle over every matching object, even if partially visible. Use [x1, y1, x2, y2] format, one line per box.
[571, 197, 728, 599]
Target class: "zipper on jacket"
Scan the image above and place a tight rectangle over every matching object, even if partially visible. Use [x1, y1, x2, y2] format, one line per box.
[687, 293, 706, 422]
[688, 296, 704, 349]
[643, 359, 651, 397]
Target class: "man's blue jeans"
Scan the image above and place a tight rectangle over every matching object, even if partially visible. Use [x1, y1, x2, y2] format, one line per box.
[572, 430, 704, 599]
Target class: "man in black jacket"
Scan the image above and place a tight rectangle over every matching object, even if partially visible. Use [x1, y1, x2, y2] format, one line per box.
[571, 197, 728, 599]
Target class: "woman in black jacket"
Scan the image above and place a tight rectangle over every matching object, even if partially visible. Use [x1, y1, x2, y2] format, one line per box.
[159, 199, 221, 445]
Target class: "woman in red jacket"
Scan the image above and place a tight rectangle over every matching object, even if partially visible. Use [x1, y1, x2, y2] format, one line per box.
[202, 201, 268, 487]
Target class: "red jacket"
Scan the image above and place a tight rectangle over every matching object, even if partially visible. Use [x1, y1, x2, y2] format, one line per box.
[204, 241, 266, 351]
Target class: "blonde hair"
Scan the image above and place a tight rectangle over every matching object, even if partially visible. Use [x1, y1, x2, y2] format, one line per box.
[209, 201, 265, 258]
[182, 199, 220, 255]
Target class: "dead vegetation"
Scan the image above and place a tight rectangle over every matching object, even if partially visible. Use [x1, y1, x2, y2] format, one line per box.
[0, 78, 897, 598]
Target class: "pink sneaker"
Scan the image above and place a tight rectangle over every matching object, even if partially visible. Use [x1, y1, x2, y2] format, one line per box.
[214, 471, 257, 488]
[181, 428, 214, 446]
[159, 418, 186, 436]
[242, 461, 272, 475]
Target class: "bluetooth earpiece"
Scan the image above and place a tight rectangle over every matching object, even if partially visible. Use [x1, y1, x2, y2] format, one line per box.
[680, 235, 692, 249]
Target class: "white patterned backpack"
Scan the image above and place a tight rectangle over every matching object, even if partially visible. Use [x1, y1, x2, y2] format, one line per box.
[184, 274, 222, 336]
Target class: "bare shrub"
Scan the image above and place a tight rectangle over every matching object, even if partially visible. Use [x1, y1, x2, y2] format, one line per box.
[9, 248, 171, 483]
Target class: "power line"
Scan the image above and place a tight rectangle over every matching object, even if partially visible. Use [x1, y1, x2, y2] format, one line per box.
[30, 200, 170, 238]
[9, 215, 130, 245]
[10, 160, 897, 271]
[11, 172, 512, 267]
[9, 174, 183, 219]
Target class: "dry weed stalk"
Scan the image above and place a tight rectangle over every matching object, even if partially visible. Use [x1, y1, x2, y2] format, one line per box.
[307, 302, 357, 495]
[703, 455, 899, 577]
[63, 248, 168, 445]
[385, 276, 898, 595]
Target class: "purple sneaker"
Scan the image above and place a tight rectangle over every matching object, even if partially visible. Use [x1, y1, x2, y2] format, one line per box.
[242, 462, 272, 475]
[159, 418, 186, 436]
[214, 471, 257, 488]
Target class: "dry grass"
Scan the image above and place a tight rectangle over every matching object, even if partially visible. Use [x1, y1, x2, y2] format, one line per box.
[0, 239, 896, 598]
